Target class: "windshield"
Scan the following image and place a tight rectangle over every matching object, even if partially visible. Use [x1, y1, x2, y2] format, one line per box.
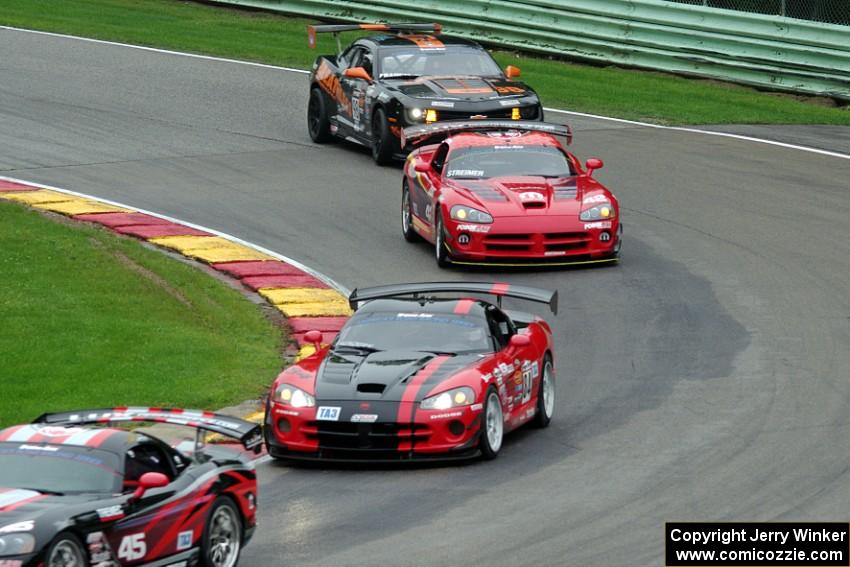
[0, 443, 122, 494]
[378, 46, 502, 79]
[335, 311, 491, 353]
[446, 145, 574, 179]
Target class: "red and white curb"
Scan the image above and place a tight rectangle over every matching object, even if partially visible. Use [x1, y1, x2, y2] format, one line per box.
[1, 175, 355, 463]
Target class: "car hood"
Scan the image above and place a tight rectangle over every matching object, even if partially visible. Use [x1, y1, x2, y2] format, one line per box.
[390, 76, 535, 103]
[0, 488, 94, 526]
[450, 175, 586, 216]
[315, 350, 480, 402]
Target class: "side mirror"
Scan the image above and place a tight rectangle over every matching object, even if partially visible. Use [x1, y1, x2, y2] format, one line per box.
[343, 67, 372, 82]
[414, 161, 431, 173]
[585, 158, 604, 178]
[132, 472, 169, 500]
[304, 330, 323, 350]
[508, 334, 531, 348]
[505, 65, 521, 79]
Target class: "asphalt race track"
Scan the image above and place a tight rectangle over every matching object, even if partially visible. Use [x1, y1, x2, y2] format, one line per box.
[3, 28, 849, 566]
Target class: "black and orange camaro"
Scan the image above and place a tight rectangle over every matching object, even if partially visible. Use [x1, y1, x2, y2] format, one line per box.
[306, 22, 543, 164]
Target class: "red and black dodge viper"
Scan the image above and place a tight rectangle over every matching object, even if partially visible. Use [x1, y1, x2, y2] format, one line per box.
[264, 282, 557, 462]
[400, 120, 622, 267]
[0, 407, 261, 567]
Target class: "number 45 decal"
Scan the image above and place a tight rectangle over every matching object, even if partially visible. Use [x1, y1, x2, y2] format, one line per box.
[118, 533, 146, 562]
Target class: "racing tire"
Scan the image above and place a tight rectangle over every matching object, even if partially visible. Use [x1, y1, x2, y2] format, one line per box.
[45, 533, 87, 567]
[307, 86, 333, 143]
[434, 212, 452, 268]
[401, 180, 421, 242]
[612, 222, 623, 259]
[371, 107, 397, 166]
[532, 354, 555, 428]
[479, 387, 504, 460]
[201, 497, 243, 567]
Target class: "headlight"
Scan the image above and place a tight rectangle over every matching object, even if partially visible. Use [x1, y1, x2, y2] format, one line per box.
[0, 533, 36, 556]
[275, 384, 315, 408]
[421, 387, 475, 410]
[450, 205, 493, 224]
[579, 203, 615, 221]
[407, 107, 424, 122]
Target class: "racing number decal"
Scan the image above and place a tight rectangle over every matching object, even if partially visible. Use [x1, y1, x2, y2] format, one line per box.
[118, 533, 146, 562]
[520, 361, 538, 405]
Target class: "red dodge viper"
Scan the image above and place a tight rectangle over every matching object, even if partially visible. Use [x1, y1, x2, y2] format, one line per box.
[400, 120, 622, 267]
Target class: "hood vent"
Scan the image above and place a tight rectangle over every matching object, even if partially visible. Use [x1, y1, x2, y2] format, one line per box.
[357, 383, 386, 394]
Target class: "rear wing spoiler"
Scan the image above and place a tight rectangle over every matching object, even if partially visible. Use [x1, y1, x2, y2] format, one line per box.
[349, 282, 558, 315]
[34, 407, 263, 453]
[401, 120, 572, 149]
[308, 22, 441, 50]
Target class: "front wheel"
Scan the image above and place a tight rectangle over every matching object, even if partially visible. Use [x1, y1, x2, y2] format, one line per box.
[479, 387, 504, 460]
[307, 87, 332, 143]
[434, 212, 451, 268]
[401, 180, 420, 242]
[201, 497, 242, 567]
[371, 108, 397, 165]
[45, 533, 87, 567]
[612, 222, 623, 258]
[532, 356, 555, 428]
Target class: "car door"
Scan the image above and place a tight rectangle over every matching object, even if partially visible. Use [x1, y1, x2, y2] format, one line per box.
[339, 44, 372, 137]
[487, 307, 541, 428]
[107, 441, 193, 564]
[410, 142, 447, 235]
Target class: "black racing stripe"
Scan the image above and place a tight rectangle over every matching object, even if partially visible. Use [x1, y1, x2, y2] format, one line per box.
[413, 355, 481, 402]
[315, 400, 404, 456]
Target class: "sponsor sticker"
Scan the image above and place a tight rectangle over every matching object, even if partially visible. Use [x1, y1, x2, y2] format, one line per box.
[429, 411, 463, 420]
[177, 530, 193, 551]
[584, 221, 612, 230]
[316, 407, 341, 421]
[431, 100, 455, 108]
[519, 192, 545, 202]
[498, 99, 521, 106]
[96, 505, 125, 522]
[19, 444, 58, 451]
[480, 372, 493, 383]
[543, 251, 566, 256]
[275, 408, 300, 417]
[456, 224, 490, 233]
[37, 426, 84, 437]
[583, 194, 608, 204]
[397, 313, 433, 318]
[351, 414, 379, 423]
[471, 403, 484, 411]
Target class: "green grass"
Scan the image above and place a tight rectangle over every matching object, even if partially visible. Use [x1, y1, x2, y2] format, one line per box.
[0, 201, 284, 427]
[2, 0, 849, 125]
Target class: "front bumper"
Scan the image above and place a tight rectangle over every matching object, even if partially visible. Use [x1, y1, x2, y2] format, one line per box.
[444, 215, 621, 265]
[265, 400, 484, 461]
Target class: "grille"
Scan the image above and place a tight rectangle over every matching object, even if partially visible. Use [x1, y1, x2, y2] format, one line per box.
[436, 108, 514, 120]
[307, 421, 431, 451]
[482, 231, 590, 254]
